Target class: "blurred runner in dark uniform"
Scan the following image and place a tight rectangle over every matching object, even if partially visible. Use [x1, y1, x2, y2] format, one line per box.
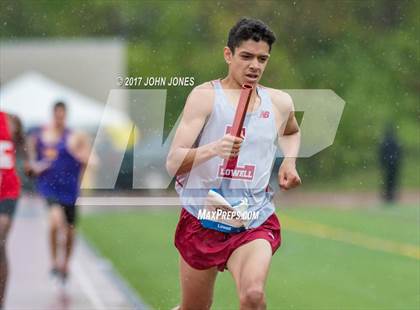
[27, 101, 91, 283]
[379, 125, 402, 203]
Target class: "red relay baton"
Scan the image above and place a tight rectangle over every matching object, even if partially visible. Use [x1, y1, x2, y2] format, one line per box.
[225, 84, 253, 170]
[230, 84, 253, 137]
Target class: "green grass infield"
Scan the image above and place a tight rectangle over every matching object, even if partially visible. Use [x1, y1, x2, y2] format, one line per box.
[80, 203, 420, 309]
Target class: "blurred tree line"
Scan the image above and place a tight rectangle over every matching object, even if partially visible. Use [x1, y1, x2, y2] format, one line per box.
[1, 0, 418, 189]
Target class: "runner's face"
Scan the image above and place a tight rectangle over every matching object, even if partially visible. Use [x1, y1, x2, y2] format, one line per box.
[53, 107, 66, 128]
[225, 39, 270, 86]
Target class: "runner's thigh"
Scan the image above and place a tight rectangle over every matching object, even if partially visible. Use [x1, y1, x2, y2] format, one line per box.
[227, 239, 272, 295]
[180, 255, 218, 310]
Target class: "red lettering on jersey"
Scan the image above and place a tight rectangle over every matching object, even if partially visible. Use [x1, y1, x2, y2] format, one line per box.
[0, 112, 20, 199]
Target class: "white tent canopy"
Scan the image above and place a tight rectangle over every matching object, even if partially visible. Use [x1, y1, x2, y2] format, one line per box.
[0, 71, 130, 130]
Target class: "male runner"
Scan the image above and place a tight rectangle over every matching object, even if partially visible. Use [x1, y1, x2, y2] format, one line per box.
[27, 101, 90, 282]
[0, 111, 24, 307]
[166, 18, 301, 309]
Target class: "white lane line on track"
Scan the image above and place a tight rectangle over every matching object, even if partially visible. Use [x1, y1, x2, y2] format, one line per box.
[73, 260, 107, 310]
[77, 196, 181, 206]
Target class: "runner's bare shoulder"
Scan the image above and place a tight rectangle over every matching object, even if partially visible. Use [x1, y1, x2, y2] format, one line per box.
[183, 81, 215, 117]
[67, 131, 90, 150]
[66, 130, 92, 164]
[260, 86, 295, 132]
[263, 87, 294, 114]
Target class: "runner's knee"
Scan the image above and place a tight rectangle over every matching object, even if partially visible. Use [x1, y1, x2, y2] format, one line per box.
[66, 224, 76, 232]
[240, 287, 265, 308]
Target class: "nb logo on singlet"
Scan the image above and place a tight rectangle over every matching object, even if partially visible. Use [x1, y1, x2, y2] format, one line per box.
[259, 111, 270, 118]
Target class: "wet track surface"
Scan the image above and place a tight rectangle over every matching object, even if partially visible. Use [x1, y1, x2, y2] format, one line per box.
[5, 195, 147, 310]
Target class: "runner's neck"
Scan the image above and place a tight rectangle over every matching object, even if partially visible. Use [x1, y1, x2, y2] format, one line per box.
[219, 78, 260, 113]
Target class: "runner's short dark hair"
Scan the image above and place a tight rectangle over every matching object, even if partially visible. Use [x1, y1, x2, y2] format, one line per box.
[54, 101, 66, 111]
[227, 17, 276, 53]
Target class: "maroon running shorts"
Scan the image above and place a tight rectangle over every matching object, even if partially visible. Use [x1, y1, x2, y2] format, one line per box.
[174, 208, 281, 271]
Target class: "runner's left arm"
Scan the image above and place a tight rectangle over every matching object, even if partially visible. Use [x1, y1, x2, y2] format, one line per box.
[271, 90, 301, 191]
